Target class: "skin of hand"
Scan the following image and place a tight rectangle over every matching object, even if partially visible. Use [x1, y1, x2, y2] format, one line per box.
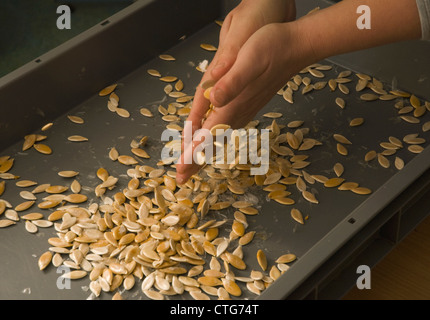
[175, 0, 422, 185]
[175, 0, 296, 184]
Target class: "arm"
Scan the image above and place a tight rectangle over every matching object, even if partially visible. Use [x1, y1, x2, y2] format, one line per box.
[176, 0, 422, 184]
[211, 0, 422, 108]
[297, 0, 422, 64]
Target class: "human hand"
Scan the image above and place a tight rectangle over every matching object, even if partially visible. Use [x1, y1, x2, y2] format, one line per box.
[175, 0, 296, 184]
[176, 21, 316, 184]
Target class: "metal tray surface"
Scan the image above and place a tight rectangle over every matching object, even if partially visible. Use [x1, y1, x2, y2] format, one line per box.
[0, 0, 429, 300]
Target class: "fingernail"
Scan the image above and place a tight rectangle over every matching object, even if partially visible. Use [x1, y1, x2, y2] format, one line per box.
[213, 87, 226, 106]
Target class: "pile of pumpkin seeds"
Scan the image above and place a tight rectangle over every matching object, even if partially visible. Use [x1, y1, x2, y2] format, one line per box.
[1, 20, 430, 300]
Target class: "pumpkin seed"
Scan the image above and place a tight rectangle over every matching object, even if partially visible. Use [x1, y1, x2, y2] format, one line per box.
[147, 69, 161, 77]
[263, 112, 283, 119]
[33, 144, 52, 154]
[159, 54, 175, 61]
[67, 115, 84, 124]
[333, 134, 352, 144]
[67, 135, 88, 142]
[159, 76, 178, 83]
[360, 93, 379, 101]
[336, 143, 348, 156]
[200, 43, 217, 51]
[276, 253, 296, 264]
[256, 249, 267, 271]
[333, 163, 344, 177]
[41, 123, 53, 131]
[0, 220, 16, 228]
[377, 153, 390, 168]
[222, 278, 241, 297]
[394, 157, 404, 170]
[291, 208, 304, 224]
[351, 187, 372, 195]
[25, 220, 38, 233]
[324, 178, 345, 188]
[58, 170, 79, 178]
[400, 115, 420, 124]
[15, 200, 35, 212]
[302, 191, 319, 204]
[22, 134, 37, 151]
[349, 117, 364, 127]
[38, 251, 52, 270]
[408, 145, 424, 153]
[365, 150, 377, 161]
[99, 84, 117, 96]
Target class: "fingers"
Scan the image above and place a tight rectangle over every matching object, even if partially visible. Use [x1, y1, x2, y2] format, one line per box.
[209, 42, 266, 108]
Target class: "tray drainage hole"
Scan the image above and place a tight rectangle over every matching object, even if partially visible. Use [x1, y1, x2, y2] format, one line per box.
[101, 20, 110, 26]
[348, 218, 356, 224]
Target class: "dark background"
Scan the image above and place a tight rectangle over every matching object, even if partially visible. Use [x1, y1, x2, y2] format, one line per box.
[0, 0, 133, 78]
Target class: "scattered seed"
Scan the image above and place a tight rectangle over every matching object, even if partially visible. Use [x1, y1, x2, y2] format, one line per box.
[67, 115, 84, 124]
[256, 249, 267, 271]
[67, 135, 88, 142]
[408, 145, 424, 153]
[351, 187, 372, 195]
[147, 69, 161, 77]
[200, 43, 217, 51]
[38, 251, 52, 270]
[276, 253, 296, 264]
[159, 76, 178, 83]
[333, 163, 344, 177]
[58, 170, 79, 178]
[291, 208, 304, 224]
[0, 220, 16, 228]
[263, 112, 283, 119]
[349, 117, 364, 127]
[33, 144, 52, 155]
[360, 93, 379, 101]
[333, 134, 352, 144]
[25, 220, 38, 233]
[99, 84, 117, 96]
[324, 178, 345, 188]
[336, 143, 348, 156]
[377, 153, 390, 168]
[159, 54, 175, 61]
[394, 157, 404, 170]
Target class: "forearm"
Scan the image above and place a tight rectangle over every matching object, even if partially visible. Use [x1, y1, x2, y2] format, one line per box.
[295, 0, 422, 63]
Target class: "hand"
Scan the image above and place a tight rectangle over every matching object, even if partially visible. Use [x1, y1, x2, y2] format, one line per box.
[175, 0, 296, 184]
[176, 21, 315, 184]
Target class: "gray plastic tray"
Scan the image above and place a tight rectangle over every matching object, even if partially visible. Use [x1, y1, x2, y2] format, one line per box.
[0, 0, 429, 300]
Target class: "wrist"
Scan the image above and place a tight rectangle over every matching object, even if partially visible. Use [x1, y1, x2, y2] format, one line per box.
[280, 20, 320, 72]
